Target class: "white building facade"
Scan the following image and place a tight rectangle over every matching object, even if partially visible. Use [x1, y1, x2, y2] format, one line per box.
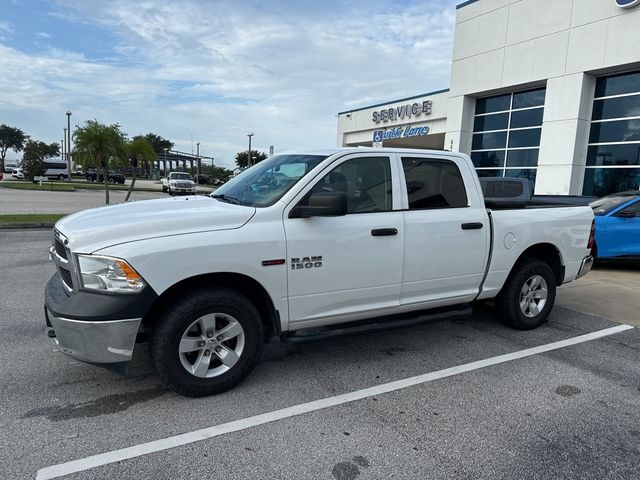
[337, 0, 640, 197]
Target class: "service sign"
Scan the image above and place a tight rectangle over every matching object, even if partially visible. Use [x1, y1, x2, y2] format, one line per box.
[373, 100, 432, 124]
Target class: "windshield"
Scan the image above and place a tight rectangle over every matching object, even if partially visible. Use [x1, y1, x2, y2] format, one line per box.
[590, 195, 636, 216]
[210, 154, 327, 207]
[171, 173, 192, 181]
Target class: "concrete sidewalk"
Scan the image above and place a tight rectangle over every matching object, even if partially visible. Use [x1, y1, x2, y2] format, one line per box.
[557, 262, 640, 327]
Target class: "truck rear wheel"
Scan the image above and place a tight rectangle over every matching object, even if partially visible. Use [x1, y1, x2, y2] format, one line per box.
[150, 288, 264, 396]
[495, 259, 556, 330]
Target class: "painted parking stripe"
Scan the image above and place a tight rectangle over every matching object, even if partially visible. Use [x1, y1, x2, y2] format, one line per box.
[37, 324, 634, 480]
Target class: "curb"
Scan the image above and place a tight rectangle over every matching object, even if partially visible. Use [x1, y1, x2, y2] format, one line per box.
[0, 223, 55, 229]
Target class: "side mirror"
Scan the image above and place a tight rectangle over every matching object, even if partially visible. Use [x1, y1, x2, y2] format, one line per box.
[614, 210, 636, 219]
[289, 192, 348, 218]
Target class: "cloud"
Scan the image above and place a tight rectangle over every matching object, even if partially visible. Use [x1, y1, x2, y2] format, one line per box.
[0, 0, 456, 167]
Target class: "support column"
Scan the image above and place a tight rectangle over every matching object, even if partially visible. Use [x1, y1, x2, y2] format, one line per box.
[536, 73, 595, 195]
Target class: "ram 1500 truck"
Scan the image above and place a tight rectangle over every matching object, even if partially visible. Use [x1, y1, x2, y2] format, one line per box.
[44, 148, 594, 396]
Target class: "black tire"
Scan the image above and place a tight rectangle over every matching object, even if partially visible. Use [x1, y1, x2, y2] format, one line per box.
[495, 259, 556, 330]
[162, 185, 167, 192]
[150, 288, 264, 396]
[58, 174, 65, 180]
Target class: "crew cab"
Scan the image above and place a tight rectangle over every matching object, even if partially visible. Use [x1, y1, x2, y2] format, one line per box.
[44, 148, 594, 396]
[161, 172, 196, 195]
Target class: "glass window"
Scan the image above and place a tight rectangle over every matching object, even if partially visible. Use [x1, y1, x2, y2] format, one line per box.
[309, 157, 392, 214]
[508, 128, 542, 148]
[590, 195, 638, 216]
[473, 112, 509, 132]
[595, 71, 640, 98]
[506, 149, 539, 167]
[505, 168, 537, 186]
[586, 144, 640, 166]
[475, 169, 504, 178]
[212, 154, 327, 207]
[475, 94, 511, 114]
[589, 119, 640, 144]
[512, 88, 546, 109]
[592, 95, 640, 120]
[582, 168, 640, 197]
[401, 157, 468, 209]
[472, 131, 507, 150]
[471, 150, 505, 168]
[510, 108, 544, 128]
[619, 199, 640, 216]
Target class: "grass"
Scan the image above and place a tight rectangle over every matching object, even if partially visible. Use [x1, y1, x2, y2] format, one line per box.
[0, 180, 160, 193]
[0, 182, 75, 191]
[0, 213, 67, 224]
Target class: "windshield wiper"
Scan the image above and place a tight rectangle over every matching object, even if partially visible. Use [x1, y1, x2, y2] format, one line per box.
[211, 194, 242, 205]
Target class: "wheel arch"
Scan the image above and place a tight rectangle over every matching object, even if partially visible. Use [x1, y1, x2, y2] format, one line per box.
[510, 242, 565, 286]
[142, 272, 280, 341]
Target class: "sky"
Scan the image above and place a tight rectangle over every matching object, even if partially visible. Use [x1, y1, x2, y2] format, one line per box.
[0, 0, 457, 168]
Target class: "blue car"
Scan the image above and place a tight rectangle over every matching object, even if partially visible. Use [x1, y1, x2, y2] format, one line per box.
[590, 191, 640, 259]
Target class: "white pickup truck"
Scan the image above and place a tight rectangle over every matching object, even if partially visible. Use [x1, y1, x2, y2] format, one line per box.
[161, 171, 196, 195]
[45, 148, 594, 396]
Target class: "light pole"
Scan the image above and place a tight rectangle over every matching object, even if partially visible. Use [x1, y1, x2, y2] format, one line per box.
[247, 133, 254, 167]
[63, 128, 67, 167]
[60, 139, 64, 163]
[196, 142, 200, 177]
[66, 111, 72, 181]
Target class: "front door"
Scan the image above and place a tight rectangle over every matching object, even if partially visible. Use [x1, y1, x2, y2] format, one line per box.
[606, 199, 640, 257]
[284, 154, 404, 327]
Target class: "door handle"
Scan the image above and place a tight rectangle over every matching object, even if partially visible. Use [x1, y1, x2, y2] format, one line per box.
[371, 228, 398, 236]
[461, 222, 483, 230]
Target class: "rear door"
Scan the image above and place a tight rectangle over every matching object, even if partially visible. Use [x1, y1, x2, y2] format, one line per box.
[283, 153, 404, 326]
[606, 198, 640, 257]
[399, 155, 489, 306]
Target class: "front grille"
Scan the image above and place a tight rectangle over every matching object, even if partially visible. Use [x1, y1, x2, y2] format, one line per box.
[54, 237, 67, 260]
[177, 182, 191, 189]
[59, 267, 74, 290]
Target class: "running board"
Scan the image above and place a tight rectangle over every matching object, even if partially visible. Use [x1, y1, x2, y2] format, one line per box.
[280, 305, 473, 344]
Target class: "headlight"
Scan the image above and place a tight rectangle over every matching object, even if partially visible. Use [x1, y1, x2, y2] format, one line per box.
[77, 255, 146, 293]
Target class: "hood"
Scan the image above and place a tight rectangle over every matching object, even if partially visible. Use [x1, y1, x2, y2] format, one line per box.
[56, 196, 255, 253]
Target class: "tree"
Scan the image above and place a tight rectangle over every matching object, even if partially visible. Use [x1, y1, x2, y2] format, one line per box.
[125, 137, 157, 201]
[235, 150, 267, 168]
[21, 141, 60, 181]
[0, 124, 27, 172]
[133, 133, 174, 177]
[73, 120, 128, 205]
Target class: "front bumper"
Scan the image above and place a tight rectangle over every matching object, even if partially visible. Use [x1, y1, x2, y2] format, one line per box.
[576, 255, 594, 280]
[46, 310, 141, 363]
[44, 272, 157, 364]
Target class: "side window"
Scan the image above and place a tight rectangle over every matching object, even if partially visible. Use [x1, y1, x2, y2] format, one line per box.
[619, 200, 640, 216]
[309, 156, 393, 213]
[401, 157, 468, 209]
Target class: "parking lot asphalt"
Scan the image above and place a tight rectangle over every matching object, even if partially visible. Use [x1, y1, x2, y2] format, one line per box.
[0, 185, 166, 214]
[1, 229, 639, 479]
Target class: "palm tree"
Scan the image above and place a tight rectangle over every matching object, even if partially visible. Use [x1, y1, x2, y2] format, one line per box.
[125, 137, 157, 201]
[73, 120, 127, 204]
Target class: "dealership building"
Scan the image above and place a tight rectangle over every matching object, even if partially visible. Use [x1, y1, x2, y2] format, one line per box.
[337, 0, 640, 197]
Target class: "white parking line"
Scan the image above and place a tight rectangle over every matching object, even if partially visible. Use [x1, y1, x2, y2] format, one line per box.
[37, 324, 634, 480]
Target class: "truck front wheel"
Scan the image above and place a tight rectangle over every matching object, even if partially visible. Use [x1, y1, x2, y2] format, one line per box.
[150, 288, 264, 396]
[496, 260, 556, 330]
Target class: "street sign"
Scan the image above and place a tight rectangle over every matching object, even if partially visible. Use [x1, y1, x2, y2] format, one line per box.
[373, 130, 384, 148]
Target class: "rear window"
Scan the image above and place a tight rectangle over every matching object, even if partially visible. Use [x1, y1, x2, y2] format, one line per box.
[401, 157, 468, 209]
[590, 195, 636, 216]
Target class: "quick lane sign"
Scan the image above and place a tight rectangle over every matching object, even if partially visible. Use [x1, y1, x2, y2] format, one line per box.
[376, 125, 430, 142]
[615, 0, 640, 7]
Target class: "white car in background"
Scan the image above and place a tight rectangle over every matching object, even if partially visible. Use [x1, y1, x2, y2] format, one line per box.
[11, 167, 25, 179]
